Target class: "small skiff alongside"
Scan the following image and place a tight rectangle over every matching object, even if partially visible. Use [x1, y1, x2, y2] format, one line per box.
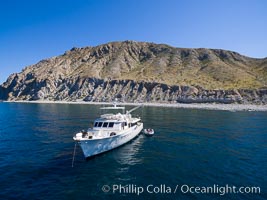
[143, 128, 154, 136]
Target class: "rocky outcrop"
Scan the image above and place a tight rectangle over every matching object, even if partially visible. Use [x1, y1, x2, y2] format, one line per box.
[1, 41, 267, 104]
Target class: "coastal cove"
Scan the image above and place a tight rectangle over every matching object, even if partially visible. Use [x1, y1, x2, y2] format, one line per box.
[1, 1, 267, 199]
[0, 102, 266, 199]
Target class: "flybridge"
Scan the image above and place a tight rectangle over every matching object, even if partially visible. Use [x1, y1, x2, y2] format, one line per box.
[100, 101, 125, 110]
[100, 106, 125, 110]
[100, 102, 143, 115]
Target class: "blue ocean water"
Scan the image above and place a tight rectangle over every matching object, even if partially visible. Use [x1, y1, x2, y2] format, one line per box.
[0, 102, 266, 200]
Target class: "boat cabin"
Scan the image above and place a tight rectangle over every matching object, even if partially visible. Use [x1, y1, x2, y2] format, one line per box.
[91, 110, 139, 130]
[74, 104, 143, 141]
[93, 116, 140, 131]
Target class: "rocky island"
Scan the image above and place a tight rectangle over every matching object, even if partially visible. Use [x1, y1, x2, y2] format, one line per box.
[1, 41, 267, 104]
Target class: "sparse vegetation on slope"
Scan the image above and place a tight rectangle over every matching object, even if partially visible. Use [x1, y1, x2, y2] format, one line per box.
[0, 41, 267, 103]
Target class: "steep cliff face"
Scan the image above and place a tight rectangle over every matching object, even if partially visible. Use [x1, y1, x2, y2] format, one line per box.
[1, 41, 267, 104]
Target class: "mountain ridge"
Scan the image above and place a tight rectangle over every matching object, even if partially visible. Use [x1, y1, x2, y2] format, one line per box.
[1, 41, 267, 104]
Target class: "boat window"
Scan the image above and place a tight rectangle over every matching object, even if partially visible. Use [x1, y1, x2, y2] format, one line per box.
[103, 122, 108, 127]
[108, 122, 114, 127]
[98, 122, 103, 127]
[94, 122, 98, 127]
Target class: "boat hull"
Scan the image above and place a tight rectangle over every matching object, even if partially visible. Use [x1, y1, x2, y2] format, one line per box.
[77, 123, 143, 158]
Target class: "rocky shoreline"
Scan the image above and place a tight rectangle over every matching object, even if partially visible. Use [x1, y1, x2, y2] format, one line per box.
[4, 100, 267, 111]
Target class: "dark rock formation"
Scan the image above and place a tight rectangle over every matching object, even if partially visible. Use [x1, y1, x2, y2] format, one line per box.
[1, 76, 267, 104]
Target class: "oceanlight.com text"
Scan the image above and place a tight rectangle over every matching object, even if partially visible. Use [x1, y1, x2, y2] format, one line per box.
[179, 184, 260, 196]
[101, 184, 261, 196]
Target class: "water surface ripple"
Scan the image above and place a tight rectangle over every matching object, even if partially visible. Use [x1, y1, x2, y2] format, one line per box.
[0, 103, 266, 199]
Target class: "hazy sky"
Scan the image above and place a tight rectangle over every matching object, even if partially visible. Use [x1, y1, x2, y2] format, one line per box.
[0, 0, 266, 83]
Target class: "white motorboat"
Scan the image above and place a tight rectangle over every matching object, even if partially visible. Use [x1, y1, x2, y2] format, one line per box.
[143, 128, 154, 136]
[73, 103, 143, 158]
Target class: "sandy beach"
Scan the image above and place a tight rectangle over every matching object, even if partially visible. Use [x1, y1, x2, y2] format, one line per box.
[4, 100, 267, 111]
